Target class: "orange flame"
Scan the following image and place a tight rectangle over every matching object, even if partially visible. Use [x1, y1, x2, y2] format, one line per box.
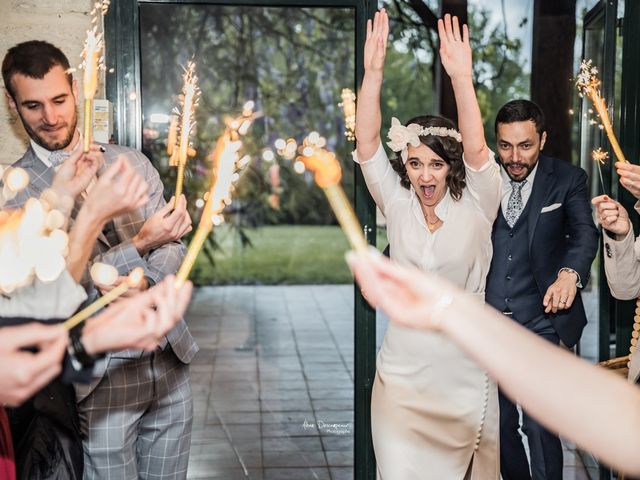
[299, 147, 342, 188]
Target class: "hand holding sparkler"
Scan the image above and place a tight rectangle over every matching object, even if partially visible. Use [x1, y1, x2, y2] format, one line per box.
[132, 194, 191, 256]
[297, 136, 368, 253]
[81, 275, 193, 354]
[577, 60, 628, 164]
[51, 144, 105, 199]
[63, 266, 145, 330]
[591, 195, 630, 236]
[615, 162, 640, 200]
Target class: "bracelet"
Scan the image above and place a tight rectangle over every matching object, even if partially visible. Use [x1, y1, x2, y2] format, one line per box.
[69, 324, 98, 368]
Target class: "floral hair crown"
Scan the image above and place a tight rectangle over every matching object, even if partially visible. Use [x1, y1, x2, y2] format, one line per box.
[386, 117, 462, 163]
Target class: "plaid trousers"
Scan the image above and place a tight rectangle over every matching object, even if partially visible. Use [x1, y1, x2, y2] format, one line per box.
[78, 348, 193, 480]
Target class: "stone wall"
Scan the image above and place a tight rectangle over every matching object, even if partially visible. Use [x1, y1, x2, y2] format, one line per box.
[0, 0, 95, 165]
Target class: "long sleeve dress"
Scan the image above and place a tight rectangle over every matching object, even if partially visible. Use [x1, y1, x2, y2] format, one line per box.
[354, 142, 502, 479]
[602, 201, 640, 384]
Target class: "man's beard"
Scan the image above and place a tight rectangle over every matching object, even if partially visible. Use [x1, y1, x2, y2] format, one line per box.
[20, 108, 78, 151]
[501, 159, 537, 182]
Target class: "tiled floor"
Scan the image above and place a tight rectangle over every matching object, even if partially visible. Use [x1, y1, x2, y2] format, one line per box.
[185, 285, 596, 479]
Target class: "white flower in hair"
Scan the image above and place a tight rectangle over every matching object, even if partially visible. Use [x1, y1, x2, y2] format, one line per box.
[386, 116, 462, 163]
[386, 117, 422, 163]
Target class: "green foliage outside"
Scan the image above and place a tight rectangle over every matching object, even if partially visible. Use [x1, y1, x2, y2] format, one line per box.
[190, 224, 389, 285]
[138, 3, 529, 285]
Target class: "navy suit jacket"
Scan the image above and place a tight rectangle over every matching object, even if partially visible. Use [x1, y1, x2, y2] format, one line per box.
[491, 154, 599, 347]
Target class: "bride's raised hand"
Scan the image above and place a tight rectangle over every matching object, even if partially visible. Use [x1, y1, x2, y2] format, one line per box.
[364, 9, 389, 77]
[438, 13, 472, 80]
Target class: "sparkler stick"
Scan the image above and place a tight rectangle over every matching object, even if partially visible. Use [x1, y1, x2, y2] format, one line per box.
[174, 105, 259, 288]
[576, 60, 628, 164]
[591, 148, 608, 195]
[80, 2, 110, 152]
[297, 139, 368, 252]
[63, 267, 144, 330]
[174, 62, 199, 203]
[81, 28, 102, 152]
[339, 88, 356, 141]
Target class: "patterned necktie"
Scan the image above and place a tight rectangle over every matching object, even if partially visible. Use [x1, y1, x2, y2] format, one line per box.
[505, 180, 527, 228]
[48, 150, 70, 168]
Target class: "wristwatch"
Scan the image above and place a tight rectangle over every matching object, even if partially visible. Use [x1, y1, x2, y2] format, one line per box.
[558, 267, 583, 288]
[68, 324, 98, 369]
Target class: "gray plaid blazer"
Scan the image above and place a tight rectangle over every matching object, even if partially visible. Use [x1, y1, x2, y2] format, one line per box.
[6, 144, 199, 397]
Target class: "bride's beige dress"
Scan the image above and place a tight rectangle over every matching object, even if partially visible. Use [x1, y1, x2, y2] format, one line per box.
[355, 143, 502, 479]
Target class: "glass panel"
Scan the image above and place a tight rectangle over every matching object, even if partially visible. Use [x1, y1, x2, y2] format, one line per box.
[139, 5, 356, 477]
[577, 11, 605, 365]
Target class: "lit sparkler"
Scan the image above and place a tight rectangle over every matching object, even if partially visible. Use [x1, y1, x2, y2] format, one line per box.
[297, 135, 368, 252]
[174, 61, 200, 203]
[63, 266, 145, 330]
[576, 60, 628, 164]
[592, 148, 608, 194]
[0, 186, 70, 294]
[80, 1, 110, 152]
[174, 103, 259, 287]
[339, 88, 356, 141]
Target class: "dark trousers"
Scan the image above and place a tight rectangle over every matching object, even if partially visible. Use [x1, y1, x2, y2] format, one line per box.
[499, 315, 563, 480]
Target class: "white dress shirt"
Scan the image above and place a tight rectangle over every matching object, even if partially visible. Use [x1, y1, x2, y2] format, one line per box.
[499, 161, 539, 214]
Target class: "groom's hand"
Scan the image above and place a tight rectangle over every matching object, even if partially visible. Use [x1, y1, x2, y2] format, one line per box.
[543, 270, 578, 314]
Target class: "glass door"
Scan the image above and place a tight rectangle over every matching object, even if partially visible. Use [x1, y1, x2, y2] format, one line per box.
[105, 1, 378, 478]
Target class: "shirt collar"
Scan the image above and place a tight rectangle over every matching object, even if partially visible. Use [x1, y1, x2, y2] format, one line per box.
[30, 131, 82, 168]
[411, 186, 452, 225]
[434, 188, 452, 220]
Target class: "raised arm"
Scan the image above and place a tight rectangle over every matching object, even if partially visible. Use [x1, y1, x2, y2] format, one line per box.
[438, 14, 490, 169]
[355, 9, 389, 161]
[348, 251, 640, 476]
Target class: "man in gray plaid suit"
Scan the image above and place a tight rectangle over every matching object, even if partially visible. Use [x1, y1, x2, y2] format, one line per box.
[2, 40, 199, 479]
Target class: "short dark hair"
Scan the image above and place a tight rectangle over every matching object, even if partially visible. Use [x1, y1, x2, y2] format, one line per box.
[2, 40, 72, 99]
[494, 99, 546, 137]
[389, 115, 466, 201]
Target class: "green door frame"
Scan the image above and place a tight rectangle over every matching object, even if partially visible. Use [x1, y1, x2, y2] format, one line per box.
[617, 0, 640, 359]
[581, 0, 618, 367]
[580, 1, 640, 478]
[104, 2, 378, 478]
[582, 0, 640, 361]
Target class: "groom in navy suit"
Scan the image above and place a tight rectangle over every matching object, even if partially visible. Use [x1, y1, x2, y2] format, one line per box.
[485, 100, 599, 480]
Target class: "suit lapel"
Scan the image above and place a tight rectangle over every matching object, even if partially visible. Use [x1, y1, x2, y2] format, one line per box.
[18, 147, 54, 197]
[527, 155, 555, 251]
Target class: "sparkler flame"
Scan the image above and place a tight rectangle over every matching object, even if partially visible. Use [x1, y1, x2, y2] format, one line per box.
[80, 1, 110, 152]
[576, 59, 628, 163]
[82, 28, 102, 101]
[296, 135, 367, 252]
[174, 62, 200, 200]
[592, 148, 609, 165]
[0, 188, 71, 293]
[174, 106, 259, 287]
